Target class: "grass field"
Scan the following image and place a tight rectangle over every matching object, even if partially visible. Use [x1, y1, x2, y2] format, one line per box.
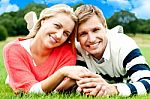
[0, 34, 150, 99]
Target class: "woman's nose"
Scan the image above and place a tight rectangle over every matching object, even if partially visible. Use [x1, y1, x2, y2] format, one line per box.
[55, 30, 63, 40]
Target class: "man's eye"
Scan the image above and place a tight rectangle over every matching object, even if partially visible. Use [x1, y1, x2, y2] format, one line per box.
[80, 32, 87, 37]
[93, 28, 100, 33]
[54, 24, 61, 29]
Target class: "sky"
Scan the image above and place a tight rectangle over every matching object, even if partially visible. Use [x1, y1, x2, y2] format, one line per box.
[0, 0, 150, 19]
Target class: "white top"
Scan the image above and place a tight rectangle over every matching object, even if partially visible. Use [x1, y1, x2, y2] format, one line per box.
[76, 26, 150, 96]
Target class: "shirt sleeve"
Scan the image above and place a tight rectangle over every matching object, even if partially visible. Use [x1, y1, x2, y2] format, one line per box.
[3, 42, 38, 92]
[29, 82, 45, 94]
[116, 63, 150, 96]
[116, 35, 150, 96]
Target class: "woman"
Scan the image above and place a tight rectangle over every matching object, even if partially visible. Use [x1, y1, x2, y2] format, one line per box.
[3, 4, 89, 94]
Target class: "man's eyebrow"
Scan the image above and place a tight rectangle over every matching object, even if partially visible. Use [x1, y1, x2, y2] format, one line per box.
[78, 30, 86, 34]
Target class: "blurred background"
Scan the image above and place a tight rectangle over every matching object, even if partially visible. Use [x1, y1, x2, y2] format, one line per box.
[0, 0, 150, 41]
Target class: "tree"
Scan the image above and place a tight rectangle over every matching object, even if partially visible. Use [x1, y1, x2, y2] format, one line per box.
[0, 3, 47, 36]
[15, 18, 28, 35]
[0, 25, 8, 41]
[0, 18, 17, 36]
[107, 10, 137, 34]
[23, 3, 47, 18]
[126, 20, 138, 35]
[135, 19, 150, 34]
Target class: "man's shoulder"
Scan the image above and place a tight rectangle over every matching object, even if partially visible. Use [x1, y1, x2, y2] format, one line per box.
[107, 26, 134, 44]
[109, 25, 124, 34]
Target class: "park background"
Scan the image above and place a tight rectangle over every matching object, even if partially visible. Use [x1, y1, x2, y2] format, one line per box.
[0, 0, 150, 98]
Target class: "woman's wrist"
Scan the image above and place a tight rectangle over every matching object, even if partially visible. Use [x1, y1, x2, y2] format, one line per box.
[58, 67, 67, 77]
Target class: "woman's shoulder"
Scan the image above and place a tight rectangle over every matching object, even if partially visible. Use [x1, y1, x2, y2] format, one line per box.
[3, 38, 23, 53]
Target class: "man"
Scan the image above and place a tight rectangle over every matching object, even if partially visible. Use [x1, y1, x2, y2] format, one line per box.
[75, 5, 150, 96]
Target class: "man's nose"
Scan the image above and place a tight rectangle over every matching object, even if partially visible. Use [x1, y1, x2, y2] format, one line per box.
[87, 32, 96, 43]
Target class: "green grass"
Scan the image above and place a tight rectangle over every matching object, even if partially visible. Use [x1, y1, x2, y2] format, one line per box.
[141, 47, 150, 65]
[131, 33, 150, 65]
[0, 34, 150, 99]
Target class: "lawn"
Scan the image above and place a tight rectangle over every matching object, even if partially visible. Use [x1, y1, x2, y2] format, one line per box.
[0, 34, 150, 99]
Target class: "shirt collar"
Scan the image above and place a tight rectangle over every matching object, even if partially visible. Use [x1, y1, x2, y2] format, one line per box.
[102, 35, 110, 62]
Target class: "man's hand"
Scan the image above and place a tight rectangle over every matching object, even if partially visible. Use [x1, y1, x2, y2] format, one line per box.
[76, 72, 118, 96]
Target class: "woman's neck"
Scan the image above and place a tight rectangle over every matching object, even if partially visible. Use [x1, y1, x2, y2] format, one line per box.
[30, 38, 53, 57]
[30, 38, 53, 66]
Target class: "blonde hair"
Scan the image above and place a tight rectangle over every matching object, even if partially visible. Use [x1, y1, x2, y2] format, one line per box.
[24, 4, 77, 49]
[75, 4, 107, 28]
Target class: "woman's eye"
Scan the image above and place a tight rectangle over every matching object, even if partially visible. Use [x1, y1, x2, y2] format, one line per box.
[63, 31, 70, 37]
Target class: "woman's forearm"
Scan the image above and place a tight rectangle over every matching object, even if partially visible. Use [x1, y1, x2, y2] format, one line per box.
[40, 66, 90, 93]
[41, 68, 65, 93]
[55, 78, 76, 91]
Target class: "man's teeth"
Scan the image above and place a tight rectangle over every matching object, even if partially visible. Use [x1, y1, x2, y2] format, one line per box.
[88, 43, 99, 48]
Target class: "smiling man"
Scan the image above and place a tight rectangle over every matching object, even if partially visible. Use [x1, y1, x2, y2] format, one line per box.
[75, 4, 150, 97]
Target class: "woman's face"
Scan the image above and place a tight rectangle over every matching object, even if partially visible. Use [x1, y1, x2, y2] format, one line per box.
[36, 13, 75, 49]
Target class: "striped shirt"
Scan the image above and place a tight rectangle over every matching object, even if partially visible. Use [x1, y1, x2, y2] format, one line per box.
[76, 26, 150, 96]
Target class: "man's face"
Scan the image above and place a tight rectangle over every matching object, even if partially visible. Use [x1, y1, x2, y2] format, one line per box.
[77, 15, 108, 59]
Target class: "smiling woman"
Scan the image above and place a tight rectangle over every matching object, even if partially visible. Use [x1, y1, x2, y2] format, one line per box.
[3, 4, 91, 94]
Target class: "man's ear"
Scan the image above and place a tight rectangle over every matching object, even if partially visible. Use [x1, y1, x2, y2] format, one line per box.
[104, 24, 107, 29]
[24, 11, 37, 31]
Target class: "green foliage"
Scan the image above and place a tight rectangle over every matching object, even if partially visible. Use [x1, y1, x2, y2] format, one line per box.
[107, 10, 137, 34]
[23, 3, 48, 18]
[0, 17, 17, 36]
[107, 10, 150, 34]
[0, 3, 47, 37]
[0, 25, 8, 41]
[135, 19, 150, 34]
[107, 10, 137, 26]
[15, 18, 28, 35]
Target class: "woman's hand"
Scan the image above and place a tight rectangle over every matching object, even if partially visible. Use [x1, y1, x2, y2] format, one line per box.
[60, 66, 91, 80]
[41, 66, 91, 93]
